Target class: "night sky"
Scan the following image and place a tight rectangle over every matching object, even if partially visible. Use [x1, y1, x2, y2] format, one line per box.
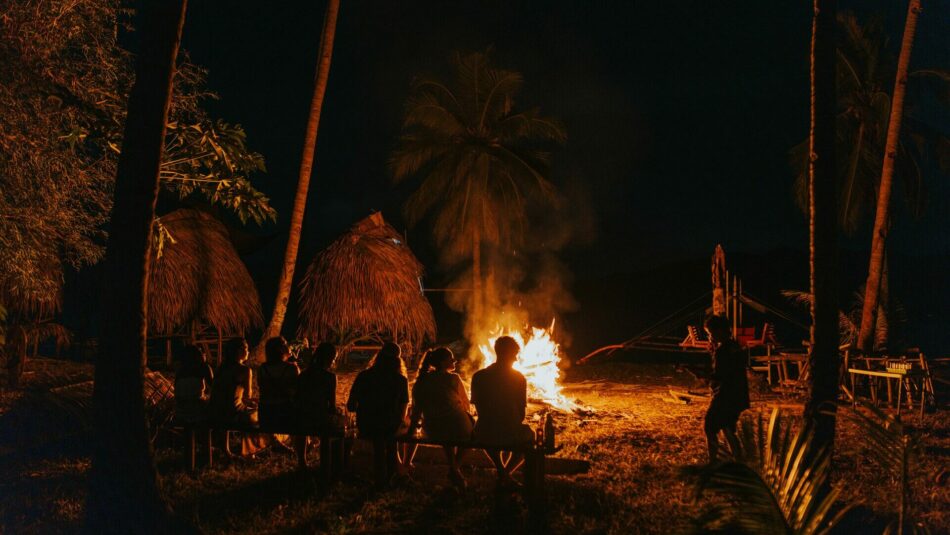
[176, 1, 950, 351]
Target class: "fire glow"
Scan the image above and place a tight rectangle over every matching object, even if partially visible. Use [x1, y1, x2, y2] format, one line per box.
[478, 320, 577, 412]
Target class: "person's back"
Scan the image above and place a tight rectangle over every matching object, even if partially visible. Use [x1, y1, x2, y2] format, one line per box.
[259, 337, 299, 428]
[711, 339, 750, 410]
[348, 366, 408, 438]
[175, 346, 213, 423]
[297, 366, 336, 423]
[471, 362, 528, 444]
[209, 361, 249, 420]
[413, 369, 471, 440]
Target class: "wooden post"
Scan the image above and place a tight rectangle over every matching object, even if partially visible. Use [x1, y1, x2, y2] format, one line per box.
[732, 276, 738, 338]
[738, 280, 743, 328]
[165, 339, 173, 369]
[725, 270, 730, 319]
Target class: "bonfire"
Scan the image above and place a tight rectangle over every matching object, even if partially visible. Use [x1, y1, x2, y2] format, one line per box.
[477, 320, 580, 412]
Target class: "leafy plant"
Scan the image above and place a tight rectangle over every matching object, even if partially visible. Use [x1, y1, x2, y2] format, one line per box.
[782, 288, 906, 351]
[846, 403, 928, 535]
[694, 409, 851, 534]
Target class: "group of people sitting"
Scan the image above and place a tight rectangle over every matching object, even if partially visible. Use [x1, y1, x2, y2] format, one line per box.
[174, 335, 534, 489]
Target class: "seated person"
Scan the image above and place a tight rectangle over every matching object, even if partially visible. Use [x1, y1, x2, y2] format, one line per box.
[346, 342, 409, 488]
[295, 342, 340, 468]
[408, 347, 473, 487]
[174, 344, 213, 423]
[258, 336, 300, 428]
[209, 338, 262, 456]
[471, 336, 534, 487]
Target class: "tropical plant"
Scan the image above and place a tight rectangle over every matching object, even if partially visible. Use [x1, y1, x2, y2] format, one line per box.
[846, 403, 928, 535]
[255, 0, 340, 361]
[0, 0, 275, 307]
[390, 51, 566, 321]
[694, 409, 851, 534]
[805, 0, 841, 452]
[782, 288, 906, 352]
[789, 11, 948, 236]
[859, 0, 922, 354]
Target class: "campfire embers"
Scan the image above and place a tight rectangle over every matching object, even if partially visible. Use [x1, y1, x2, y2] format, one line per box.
[477, 320, 581, 412]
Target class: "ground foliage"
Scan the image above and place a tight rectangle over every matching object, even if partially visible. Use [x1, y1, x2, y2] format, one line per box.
[1, 359, 948, 534]
[0, 0, 274, 308]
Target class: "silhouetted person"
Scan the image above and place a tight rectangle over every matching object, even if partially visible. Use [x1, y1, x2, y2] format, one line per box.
[259, 336, 304, 458]
[209, 338, 262, 456]
[471, 336, 534, 487]
[174, 344, 213, 423]
[702, 315, 750, 463]
[347, 342, 409, 488]
[259, 336, 300, 428]
[296, 342, 339, 468]
[409, 347, 473, 488]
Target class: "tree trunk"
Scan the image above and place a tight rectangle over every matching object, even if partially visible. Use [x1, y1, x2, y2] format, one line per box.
[85, 1, 187, 532]
[857, 0, 921, 354]
[804, 0, 840, 450]
[255, 0, 340, 361]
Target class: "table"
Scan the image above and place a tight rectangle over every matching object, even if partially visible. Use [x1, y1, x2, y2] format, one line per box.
[848, 368, 927, 419]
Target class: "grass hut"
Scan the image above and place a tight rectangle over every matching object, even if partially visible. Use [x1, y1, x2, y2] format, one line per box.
[297, 212, 436, 357]
[147, 209, 262, 361]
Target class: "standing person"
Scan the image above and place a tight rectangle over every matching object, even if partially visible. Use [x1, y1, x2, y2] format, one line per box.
[296, 342, 339, 469]
[346, 342, 409, 489]
[174, 345, 214, 424]
[209, 338, 262, 456]
[702, 315, 750, 463]
[408, 347, 473, 488]
[471, 336, 534, 488]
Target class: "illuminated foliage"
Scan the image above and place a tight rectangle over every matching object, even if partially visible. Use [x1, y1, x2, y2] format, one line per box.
[0, 0, 274, 306]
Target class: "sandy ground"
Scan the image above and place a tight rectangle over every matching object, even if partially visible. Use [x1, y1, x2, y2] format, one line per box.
[1, 357, 948, 534]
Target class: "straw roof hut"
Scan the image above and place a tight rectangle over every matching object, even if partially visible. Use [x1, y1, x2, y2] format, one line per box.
[147, 209, 262, 337]
[0, 257, 62, 320]
[297, 212, 436, 353]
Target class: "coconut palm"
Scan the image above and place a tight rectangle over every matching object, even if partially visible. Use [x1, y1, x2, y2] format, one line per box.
[695, 409, 851, 534]
[805, 0, 840, 452]
[789, 11, 947, 236]
[390, 51, 566, 321]
[256, 0, 340, 361]
[859, 0, 922, 354]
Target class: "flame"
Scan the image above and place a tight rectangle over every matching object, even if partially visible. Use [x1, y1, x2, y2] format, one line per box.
[478, 320, 576, 411]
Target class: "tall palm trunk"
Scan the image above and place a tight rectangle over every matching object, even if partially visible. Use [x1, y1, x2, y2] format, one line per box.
[86, 1, 187, 531]
[256, 0, 340, 360]
[858, 0, 921, 354]
[804, 0, 840, 449]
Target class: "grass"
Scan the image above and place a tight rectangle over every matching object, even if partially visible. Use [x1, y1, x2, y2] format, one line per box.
[1, 358, 948, 534]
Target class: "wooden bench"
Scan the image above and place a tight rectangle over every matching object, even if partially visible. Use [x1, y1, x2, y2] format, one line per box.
[394, 433, 552, 526]
[175, 420, 348, 480]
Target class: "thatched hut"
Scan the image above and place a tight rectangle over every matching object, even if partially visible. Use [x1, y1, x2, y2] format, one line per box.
[297, 212, 436, 355]
[147, 209, 262, 355]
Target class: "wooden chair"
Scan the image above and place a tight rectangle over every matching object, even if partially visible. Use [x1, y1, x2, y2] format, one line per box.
[679, 325, 710, 350]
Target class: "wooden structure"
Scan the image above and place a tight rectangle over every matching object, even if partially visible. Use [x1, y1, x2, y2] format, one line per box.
[147, 209, 263, 364]
[297, 212, 436, 359]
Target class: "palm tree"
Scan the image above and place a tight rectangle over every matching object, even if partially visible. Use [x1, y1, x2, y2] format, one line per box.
[695, 410, 851, 534]
[805, 0, 840, 451]
[858, 0, 922, 354]
[256, 0, 340, 361]
[86, 0, 187, 531]
[390, 52, 566, 323]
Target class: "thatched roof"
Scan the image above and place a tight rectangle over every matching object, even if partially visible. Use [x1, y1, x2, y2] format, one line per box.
[147, 209, 262, 336]
[297, 212, 436, 352]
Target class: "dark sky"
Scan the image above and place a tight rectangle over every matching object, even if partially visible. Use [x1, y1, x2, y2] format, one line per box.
[176, 1, 950, 345]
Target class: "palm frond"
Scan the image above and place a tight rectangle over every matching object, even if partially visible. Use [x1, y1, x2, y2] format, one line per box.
[696, 409, 851, 534]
